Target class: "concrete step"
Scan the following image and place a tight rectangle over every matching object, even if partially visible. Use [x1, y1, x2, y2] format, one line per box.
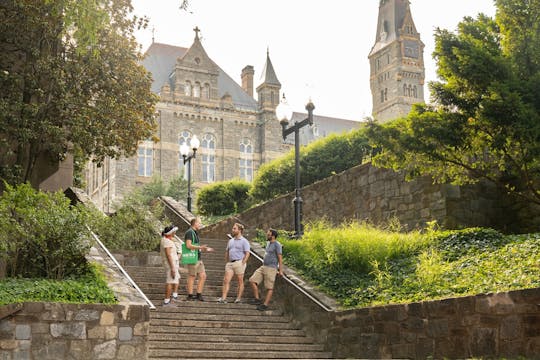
[148, 333, 316, 344]
[149, 325, 307, 337]
[149, 341, 326, 352]
[150, 317, 296, 330]
[148, 349, 331, 359]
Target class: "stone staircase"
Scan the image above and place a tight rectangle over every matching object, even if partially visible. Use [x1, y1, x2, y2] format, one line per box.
[124, 236, 332, 359]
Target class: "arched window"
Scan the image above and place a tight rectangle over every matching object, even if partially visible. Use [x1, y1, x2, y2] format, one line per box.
[239, 138, 253, 181]
[403, 84, 407, 96]
[271, 91, 275, 105]
[413, 85, 418, 98]
[178, 130, 192, 180]
[384, 88, 388, 101]
[201, 133, 215, 183]
[138, 141, 153, 177]
[381, 90, 385, 103]
[193, 82, 201, 98]
[184, 81, 192, 96]
[203, 83, 210, 99]
[408, 84, 412, 97]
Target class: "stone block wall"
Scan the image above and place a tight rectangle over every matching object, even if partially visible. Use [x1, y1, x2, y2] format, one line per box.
[201, 163, 510, 237]
[0, 302, 149, 360]
[268, 274, 540, 359]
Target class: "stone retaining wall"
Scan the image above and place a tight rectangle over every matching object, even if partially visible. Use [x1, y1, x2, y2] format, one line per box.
[272, 276, 540, 359]
[0, 302, 149, 359]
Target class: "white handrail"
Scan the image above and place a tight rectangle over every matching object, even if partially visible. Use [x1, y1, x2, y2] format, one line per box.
[87, 226, 156, 310]
[250, 249, 332, 312]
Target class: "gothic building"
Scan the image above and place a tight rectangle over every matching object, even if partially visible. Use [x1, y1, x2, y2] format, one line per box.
[369, 0, 425, 122]
[84, 28, 360, 211]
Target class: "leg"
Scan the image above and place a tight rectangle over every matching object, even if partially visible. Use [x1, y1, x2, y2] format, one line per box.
[164, 283, 173, 300]
[187, 275, 195, 295]
[221, 270, 234, 299]
[263, 289, 273, 306]
[236, 273, 245, 300]
[196, 271, 207, 294]
[250, 280, 260, 300]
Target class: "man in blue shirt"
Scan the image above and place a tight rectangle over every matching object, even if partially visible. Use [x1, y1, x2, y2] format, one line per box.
[249, 229, 283, 311]
[218, 223, 250, 303]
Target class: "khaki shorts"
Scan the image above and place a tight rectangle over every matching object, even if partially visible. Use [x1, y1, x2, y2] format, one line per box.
[165, 260, 180, 284]
[187, 260, 205, 276]
[225, 261, 246, 275]
[249, 265, 278, 290]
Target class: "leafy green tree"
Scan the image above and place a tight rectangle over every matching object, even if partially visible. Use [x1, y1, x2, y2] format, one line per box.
[0, 183, 91, 279]
[0, 0, 157, 188]
[196, 179, 252, 216]
[367, 1, 540, 205]
[250, 128, 372, 202]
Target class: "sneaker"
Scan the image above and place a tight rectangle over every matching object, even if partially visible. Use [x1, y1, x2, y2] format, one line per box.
[256, 304, 268, 311]
[249, 298, 262, 305]
[217, 298, 227, 304]
[172, 295, 178, 301]
[186, 294, 196, 301]
[162, 301, 173, 307]
[234, 298, 242, 303]
[196, 294, 205, 302]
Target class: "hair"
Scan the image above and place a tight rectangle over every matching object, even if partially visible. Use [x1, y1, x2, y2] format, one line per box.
[269, 228, 278, 239]
[190, 217, 200, 226]
[161, 225, 175, 236]
[234, 222, 244, 233]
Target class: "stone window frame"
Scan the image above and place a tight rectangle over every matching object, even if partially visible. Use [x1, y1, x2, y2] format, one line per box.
[201, 133, 216, 183]
[137, 141, 154, 177]
[239, 138, 253, 182]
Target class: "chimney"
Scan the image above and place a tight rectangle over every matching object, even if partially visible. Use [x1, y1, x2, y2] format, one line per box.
[241, 65, 254, 97]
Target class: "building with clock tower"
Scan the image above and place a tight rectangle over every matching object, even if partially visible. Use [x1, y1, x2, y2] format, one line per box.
[369, 0, 425, 122]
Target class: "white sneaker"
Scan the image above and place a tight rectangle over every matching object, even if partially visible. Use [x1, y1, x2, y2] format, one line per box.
[217, 298, 227, 304]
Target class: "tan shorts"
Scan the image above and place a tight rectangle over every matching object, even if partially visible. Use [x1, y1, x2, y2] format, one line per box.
[249, 265, 278, 290]
[187, 260, 205, 276]
[165, 260, 180, 284]
[225, 261, 246, 275]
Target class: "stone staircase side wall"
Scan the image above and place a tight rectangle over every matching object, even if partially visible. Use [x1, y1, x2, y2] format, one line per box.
[273, 283, 540, 359]
[0, 301, 149, 360]
[201, 163, 516, 237]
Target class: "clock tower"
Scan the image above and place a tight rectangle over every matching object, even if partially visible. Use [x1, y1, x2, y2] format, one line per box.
[369, 0, 425, 122]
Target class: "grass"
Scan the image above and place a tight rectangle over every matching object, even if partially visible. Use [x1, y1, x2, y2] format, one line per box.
[271, 221, 540, 308]
[0, 263, 117, 306]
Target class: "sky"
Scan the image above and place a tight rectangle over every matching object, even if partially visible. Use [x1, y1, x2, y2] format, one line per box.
[131, 0, 496, 121]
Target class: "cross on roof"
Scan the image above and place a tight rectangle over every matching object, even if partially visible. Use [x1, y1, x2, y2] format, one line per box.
[193, 26, 200, 39]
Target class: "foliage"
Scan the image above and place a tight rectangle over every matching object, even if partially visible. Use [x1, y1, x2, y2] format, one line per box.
[196, 179, 252, 216]
[281, 222, 540, 308]
[0, 263, 117, 305]
[0, 0, 157, 187]
[367, 2, 540, 205]
[250, 127, 372, 202]
[0, 183, 92, 279]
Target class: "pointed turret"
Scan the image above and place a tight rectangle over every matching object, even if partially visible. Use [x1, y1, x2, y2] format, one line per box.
[369, 0, 425, 122]
[257, 49, 281, 111]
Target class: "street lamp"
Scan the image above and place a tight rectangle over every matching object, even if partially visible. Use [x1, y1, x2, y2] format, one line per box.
[180, 134, 200, 212]
[275, 94, 315, 238]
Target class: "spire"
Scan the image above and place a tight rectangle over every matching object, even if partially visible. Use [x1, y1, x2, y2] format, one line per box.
[193, 26, 201, 41]
[260, 48, 281, 87]
[370, 0, 416, 56]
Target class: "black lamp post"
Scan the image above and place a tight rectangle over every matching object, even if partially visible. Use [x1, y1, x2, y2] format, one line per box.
[276, 94, 315, 237]
[180, 135, 200, 212]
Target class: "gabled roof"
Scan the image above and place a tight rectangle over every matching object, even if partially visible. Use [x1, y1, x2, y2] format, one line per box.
[288, 112, 362, 146]
[141, 41, 258, 111]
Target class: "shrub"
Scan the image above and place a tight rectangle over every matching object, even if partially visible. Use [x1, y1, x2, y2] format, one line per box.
[0, 263, 117, 305]
[250, 127, 371, 202]
[0, 183, 91, 280]
[196, 179, 252, 216]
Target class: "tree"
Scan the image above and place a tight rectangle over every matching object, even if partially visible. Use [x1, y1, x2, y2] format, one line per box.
[367, 1, 540, 205]
[0, 0, 158, 188]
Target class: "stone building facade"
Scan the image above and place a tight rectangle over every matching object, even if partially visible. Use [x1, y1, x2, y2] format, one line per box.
[85, 29, 360, 211]
[369, 0, 425, 122]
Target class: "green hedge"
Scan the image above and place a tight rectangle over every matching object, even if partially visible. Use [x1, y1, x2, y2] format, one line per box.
[196, 179, 252, 216]
[249, 127, 371, 202]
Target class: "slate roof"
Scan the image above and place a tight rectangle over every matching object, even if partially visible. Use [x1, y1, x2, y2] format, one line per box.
[287, 112, 362, 146]
[141, 42, 258, 111]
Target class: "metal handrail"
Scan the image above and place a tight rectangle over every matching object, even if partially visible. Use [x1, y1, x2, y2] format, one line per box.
[250, 249, 332, 312]
[88, 227, 156, 310]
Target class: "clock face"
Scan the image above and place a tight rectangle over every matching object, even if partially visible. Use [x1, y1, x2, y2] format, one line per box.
[403, 40, 419, 59]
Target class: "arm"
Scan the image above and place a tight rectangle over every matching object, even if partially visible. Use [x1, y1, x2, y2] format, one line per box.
[277, 253, 284, 276]
[242, 251, 250, 265]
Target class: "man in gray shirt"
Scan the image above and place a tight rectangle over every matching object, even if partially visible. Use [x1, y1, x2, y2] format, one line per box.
[249, 229, 283, 311]
[218, 223, 250, 303]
